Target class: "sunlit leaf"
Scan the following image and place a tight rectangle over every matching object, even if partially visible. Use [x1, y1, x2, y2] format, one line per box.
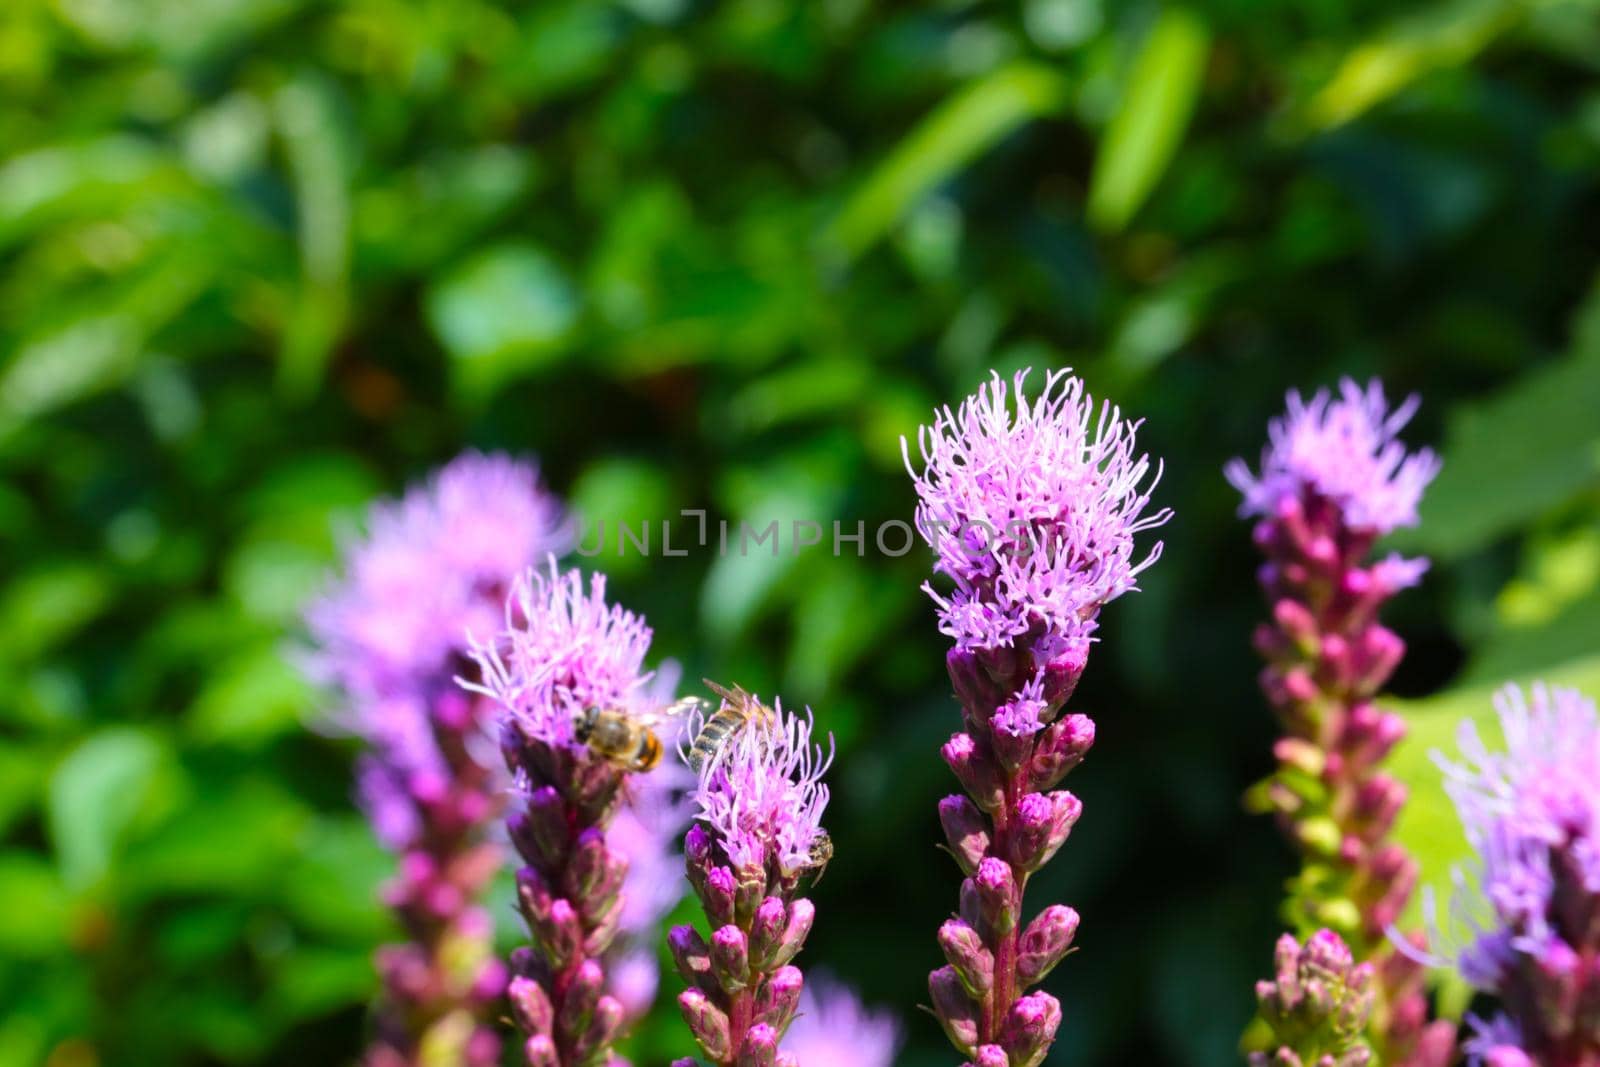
[826, 62, 1072, 260]
[1087, 9, 1211, 231]
[47, 728, 174, 890]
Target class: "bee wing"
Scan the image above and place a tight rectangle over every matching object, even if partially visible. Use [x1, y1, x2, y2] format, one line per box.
[702, 678, 748, 707]
[633, 695, 708, 729]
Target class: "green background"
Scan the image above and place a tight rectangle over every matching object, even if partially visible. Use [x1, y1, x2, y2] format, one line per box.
[2, 0, 1599, 1064]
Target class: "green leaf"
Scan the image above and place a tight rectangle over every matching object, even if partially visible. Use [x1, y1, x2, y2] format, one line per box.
[1087, 9, 1211, 231]
[47, 727, 173, 890]
[0, 564, 110, 666]
[426, 242, 580, 399]
[274, 75, 351, 400]
[1397, 343, 1600, 560]
[187, 645, 315, 748]
[826, 62, 1072, 260]
[0, 856, 70, 958]
[1299, 0, 1521, 131]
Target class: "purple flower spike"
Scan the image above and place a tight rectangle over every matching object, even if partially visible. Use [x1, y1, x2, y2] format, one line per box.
[1429, 683, 1600, 1067]
[1226, 378, 1441, 537]
[675, 687, 833, 1066]
[466, 562, 683, 1066]
[1229, 382, 1453, 1067]
[305, 452, 566, 1067]
[904, 369, 1167, 1061]
[903, 367, 1170, 664]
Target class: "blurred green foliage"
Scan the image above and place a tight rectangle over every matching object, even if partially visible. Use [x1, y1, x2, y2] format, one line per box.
[2, 0, 1599, 1065]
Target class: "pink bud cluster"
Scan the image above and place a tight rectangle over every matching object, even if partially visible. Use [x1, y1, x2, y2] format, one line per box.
[1229, 380, 1452, 1067]
[669, 696, 832, 1067]
[929, 647, 1091, 1066]
[500, 734, 636, 1066]
[467, 565, 668, 1067]
[1250, 929, 1377, 1067]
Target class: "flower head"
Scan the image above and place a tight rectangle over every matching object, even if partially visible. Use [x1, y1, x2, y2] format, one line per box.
[306, 451, 566, 710]
[1227, 378, 1440, 536]
[903, 368, 1169, 658]
[781, 973, 902, 1067]
[1430, 683, 1600, 991]
[467, 562, 656, 749]
[689, 696, 833, 879]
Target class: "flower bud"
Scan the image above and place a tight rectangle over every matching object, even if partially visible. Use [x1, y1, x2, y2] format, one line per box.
[939, 795, 991, 875]
[1028, 715, 1094, 792]
[736, 1022, 781, 1067]
[1017, 905, 1079, 987]
[974, 857, 1020, 936]
[686, 824, 714, 877]
[748, 897, 788, 970]
[1008, 791, 1081, 873]
[506, 974, 553, 1036]
[944, 732, 1006, 812]
[948, 647, 1005, 718]
[679, 988, 733, 1062]
[999, 991, 1062, 1067]
[556, 958, 604, 1041]
[1036, 643, 1088, 712]
[669, 925, 715, 990]
[523, 1034, 559, 1067]
[769, 897, 814, 969]
[929, 965, 980, 1054]
[700, 866, 738, 928]
[515, 866, 554, 924]
[971, 1045, 1009, 1067]
[573, 995, 625, 1062]
[1273, 738, 1325, 778]
[526, 786, 573, 864]
[711, 925, 751, 991]
[532, 898, 583, 970]
[565, 828, 627, 908]
[755, 965, 803, 1033]
[938, 918, 994, 997]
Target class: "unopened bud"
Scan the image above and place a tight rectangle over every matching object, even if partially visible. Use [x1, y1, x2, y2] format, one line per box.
[938, 918, 994, 998]
[679, 988, 732, 1063]
[755, 965, 803, 1032]
[736, 1022, 781, 1067]
[1008, 791, 1081, 873]
[939, 795, 991, 875]
[669, 925, 714, 990]
[1029, 715, 1094, 792]
[944, 732, 1006, 812]
[929, 966, 980, 1054]
[711, 925, 751, 991]
[999, 991, 1062, 1067]
[1017, 905, 1079, 987]
[974, 857, 1020, 936]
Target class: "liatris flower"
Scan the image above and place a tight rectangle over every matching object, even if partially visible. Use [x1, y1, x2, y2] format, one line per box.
[780, 973, 902, 1067]
[466, 563, 673, 1067]
[669, 690, 833, 1067]
[1248, 929, 1377, 1067]
[1227, 379, 1452, 1067]
[1428, 682, 1600, 1067]
[305, 451, 566, 1067]
[903, 368, 1168, 1065]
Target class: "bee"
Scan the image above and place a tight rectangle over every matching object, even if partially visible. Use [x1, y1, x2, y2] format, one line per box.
[802, 830, 833, 886]
[574, 696, 705, 772]
[684, 679, 778, 774]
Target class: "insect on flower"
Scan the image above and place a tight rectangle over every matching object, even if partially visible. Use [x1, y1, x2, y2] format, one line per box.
[574, 695, 708, 772]
[683, 679, 779, 774]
